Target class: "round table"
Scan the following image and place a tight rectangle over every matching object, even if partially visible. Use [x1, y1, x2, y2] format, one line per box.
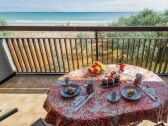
[43, 64, 168, 126]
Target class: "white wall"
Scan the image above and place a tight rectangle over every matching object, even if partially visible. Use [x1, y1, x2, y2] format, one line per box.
[0, 39, 14, 83]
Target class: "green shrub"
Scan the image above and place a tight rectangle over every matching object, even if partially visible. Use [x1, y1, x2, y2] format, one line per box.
[0, 18, 10, 37]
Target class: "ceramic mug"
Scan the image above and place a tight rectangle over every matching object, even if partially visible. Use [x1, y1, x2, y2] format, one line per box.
[111, 91, 117, 100]
[118, 63, 125, 71]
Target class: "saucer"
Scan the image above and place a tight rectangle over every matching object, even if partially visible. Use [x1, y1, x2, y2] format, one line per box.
[106, 91, 121, 103]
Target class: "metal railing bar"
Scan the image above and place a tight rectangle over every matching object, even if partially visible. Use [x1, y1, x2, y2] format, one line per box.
[64, 38, 70, 72]
[1, 26, 168, 31]
[1, 37, 168, 40]
[29, 39, 41, 72]
[101, 38, 104, 63]
[116, 39, 119, 63]
[24, 39, 36, 72]
[59, 38, 65, 72]
[37, 39, 47, 72]
[11, 38, 24, 72]
[131, 39, 135, 65]
[107, 38, 109, 64]
[17, 38, 29, 72]
[140, 39, 146, 67]
[80, 38, 84, 66]
[95, 32, 98, 61]
[149, 39, 156, 71]
[48, 39, 57, 72]
[31, 39, 42, 72]
[69, 39, 75, 70]
[136, 39, 140, 66]
[53, 39, 61, 72]
[91, 38, 94, 64]
[145, 39, 151, 69]
[111, 38, 114, 63]
[121, 38, 124, 63]
[75, 39, 79, 69]
[5, 39, 20, 72]
[20, 38, 32, 72]
[86, 39, 89, 66]
[126, 39, 130, 63]
[158, 40, 167, 73]
[153, 39, 162, 73]
[44, 39, 52, 72]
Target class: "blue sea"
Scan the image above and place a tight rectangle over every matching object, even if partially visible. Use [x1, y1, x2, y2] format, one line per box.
[0, 12, 136, 25]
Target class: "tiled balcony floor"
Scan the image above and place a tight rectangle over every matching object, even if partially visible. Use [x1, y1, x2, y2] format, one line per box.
[0, 75, 60, 126]
[160, 76, 168, 84]
[0, 75, 61, 94]
[0, 75, 167, 126]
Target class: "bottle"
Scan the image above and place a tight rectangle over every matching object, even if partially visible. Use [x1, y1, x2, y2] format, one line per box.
[133, 79, 138, 86]
[86, 80, 94, 94]
[86, 83, 93, 95]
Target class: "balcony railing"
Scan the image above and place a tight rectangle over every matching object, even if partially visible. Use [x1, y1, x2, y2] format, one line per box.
[0, 26, 168, 75]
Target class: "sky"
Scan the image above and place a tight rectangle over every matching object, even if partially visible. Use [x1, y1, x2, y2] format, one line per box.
[0, 0, 167, 12]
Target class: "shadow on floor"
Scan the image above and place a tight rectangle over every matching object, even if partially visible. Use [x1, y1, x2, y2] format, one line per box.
[0, 75, 61, 94]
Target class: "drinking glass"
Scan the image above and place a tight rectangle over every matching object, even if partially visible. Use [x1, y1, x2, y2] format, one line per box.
[64, 77, 70, 85]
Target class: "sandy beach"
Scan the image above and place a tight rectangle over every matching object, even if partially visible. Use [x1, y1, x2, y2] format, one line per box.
[9, 21, 115, 26]
[9, 21, 109, 38]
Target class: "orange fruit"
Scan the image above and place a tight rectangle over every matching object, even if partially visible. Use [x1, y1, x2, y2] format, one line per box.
[94, 61, 102, 67]
[94, 66, 101, 74]
[91, 64, 96, 68]
[94, 61, 99, 65]
[88, 67, 94, 73]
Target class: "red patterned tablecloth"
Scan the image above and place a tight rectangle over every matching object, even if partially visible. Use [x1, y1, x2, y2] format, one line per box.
[43, 64, 168, 126]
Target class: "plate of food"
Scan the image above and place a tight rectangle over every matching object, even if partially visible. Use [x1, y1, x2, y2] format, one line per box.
[60, 84, 81, 98]
[121, 86, 141, 101]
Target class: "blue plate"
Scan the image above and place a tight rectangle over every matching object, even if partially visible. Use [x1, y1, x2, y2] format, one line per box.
[121, 86, 141, 101]
[60, 84, 81, 98]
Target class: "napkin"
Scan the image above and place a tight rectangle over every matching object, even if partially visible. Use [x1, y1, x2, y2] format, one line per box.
[138, 85, 157, 101]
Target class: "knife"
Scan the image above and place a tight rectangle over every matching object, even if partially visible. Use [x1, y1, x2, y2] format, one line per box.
[138, 85, 156, 101]
[75, 95, 88, 108]
[74, 93, 95, 112]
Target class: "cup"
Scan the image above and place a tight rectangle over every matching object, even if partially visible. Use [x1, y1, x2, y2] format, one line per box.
[136, 73, 143, 84]
[86, 80, 94, 94]
[64, 77, 70, 85]
[118, 63, 125, 71]
[126, 75, 134, 84]
[111, 91, 117, 100]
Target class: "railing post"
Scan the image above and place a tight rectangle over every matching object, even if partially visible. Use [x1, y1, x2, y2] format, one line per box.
[95, 31, 98, 61]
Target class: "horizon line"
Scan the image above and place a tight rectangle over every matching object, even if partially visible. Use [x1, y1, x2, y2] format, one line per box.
[0, 11, 165, 13]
